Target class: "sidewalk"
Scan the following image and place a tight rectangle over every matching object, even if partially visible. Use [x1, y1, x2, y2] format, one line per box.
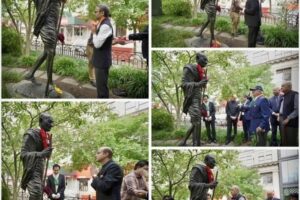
[3, 67, 120, 98]
[160, 23, 265, 48]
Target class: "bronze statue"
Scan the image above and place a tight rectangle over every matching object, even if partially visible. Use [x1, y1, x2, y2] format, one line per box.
[198, 0, 218, 46]
[21, 113, 54, 200]
[189, 155, 218, 200]
[24, 0, 66, 97]
[179, 53, 208, 146]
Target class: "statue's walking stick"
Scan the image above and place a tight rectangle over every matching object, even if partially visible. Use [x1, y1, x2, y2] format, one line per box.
[45, 1, 65, 97]
[211, 169, 218, 200]
[42, 134, 52, 190]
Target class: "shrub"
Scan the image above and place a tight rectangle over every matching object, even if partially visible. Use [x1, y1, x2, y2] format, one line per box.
[261, 25, 298, 47]
[109, 66, 148, 98]
[191, 18, 205, 26]
[2, 54, 17, 67]
[2, 27, 23, 56]
[215, 19, 231, 33]
[238, 23, 248, 35]
[152, 108, 174, 131]
[52, 56, 89, 82]
[20, 55, 37, 68]
[163, 0, 192, 18]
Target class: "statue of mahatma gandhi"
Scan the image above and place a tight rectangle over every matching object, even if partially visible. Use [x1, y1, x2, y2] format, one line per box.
[21, 113, 54, 200]
[24, 0, 66, 97]
[179, 53, 209, 146]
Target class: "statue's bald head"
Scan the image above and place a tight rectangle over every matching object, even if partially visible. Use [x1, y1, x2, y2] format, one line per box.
[39, 113, 53, 131]
[196, 53, 208, 67]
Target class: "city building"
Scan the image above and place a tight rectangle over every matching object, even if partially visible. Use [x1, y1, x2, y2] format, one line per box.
[238, 150, 299, 200]
[244, 50, 299, 91]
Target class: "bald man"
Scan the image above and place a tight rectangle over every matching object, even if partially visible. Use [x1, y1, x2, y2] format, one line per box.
[266, 190, 280, 200]
[279, 82, 298, 146]
[230, 185, 246, 200]
[268, 87, 282, 146]
[91, 147, 123, 200]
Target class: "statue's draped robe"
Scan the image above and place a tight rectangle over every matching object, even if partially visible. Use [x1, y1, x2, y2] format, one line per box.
[189, 164, 209, 200]
[21, 128, 45, 199]
[182, 64, 203, 123]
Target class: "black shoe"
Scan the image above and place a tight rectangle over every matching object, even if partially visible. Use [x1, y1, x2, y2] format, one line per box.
[196, 32, 203, 38]
[90, 81, 96, 87]
[212, 139, 217, 143]
[225, 140, 231, 145]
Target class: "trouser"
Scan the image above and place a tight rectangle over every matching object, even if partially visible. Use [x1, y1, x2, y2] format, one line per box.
[226, 118, 237, 142]
[248, 26, 260, 47]
[205, 120, 216, 141]
[256, 130, 267, 146]
[242, 118, 250, 140]
[192, 122, 201, 146]
[270, 117, 280, 145]
[199, 13, 216, 42]
[230, 12, 240, 35]
[280, 117, 298, 146]
[86, 44, 96, 81]
[95, 68, 109, 98]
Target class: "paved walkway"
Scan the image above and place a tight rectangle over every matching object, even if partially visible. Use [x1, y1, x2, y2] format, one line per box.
[160, 23, 265, 48]
[3, 67, 121, 98]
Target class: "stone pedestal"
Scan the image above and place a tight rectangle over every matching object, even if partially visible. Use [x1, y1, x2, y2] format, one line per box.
[185, 36, 229, 47]
[7, 80, 74, 98]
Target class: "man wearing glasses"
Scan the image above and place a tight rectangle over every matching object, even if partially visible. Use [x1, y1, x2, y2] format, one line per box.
[90, 4, 113, 98]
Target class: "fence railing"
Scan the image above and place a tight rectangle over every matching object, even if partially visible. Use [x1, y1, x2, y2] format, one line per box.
[31, 40, 147, 70]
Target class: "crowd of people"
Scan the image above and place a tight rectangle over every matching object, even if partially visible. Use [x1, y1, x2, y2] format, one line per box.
[201, 82, 298, 146]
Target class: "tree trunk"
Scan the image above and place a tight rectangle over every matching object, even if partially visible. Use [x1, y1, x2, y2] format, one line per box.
[25, 28, 32, 55]
[193, 0, 199, 18]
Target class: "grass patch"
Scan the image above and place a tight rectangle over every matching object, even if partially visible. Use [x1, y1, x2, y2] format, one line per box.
[152, 125, 254, 146]
[152, 22, 194, 47]
[2, 70, 23, 98]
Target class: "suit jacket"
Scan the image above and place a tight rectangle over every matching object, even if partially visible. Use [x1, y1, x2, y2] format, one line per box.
[269, 95, 282, 123]
[46, 174, 65, 200]
[244, 0, 261, 27]
[201, 102, 216, 121]
[249, 96, 271, 133]
[91, 160, 124, 200]
[226, 100, 240, 120]
[240, 99, 252, 120]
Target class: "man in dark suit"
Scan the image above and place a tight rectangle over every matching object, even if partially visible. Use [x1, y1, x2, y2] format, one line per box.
[226, 95, 240, 145]
[201, 95, 217, 143]
[244, 0, 262, 47]
[268, 87, 282, 146]
[46, 164, 65, 200]
[91, 4, 113, 98]
[91, 147, 123, 200]
[266, 190, 280, 200]
[279, 82, 298, 146]
[249, 85, 271, 146]
[240, 95, 252, 142]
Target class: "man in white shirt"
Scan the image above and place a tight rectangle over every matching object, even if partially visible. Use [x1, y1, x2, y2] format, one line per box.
[46, 164, 65, 200]
[91, 4, 113, 98]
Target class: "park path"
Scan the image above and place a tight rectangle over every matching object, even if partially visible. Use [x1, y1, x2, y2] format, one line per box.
[3, 67, 121, 98]
[160, 23, 265, 48]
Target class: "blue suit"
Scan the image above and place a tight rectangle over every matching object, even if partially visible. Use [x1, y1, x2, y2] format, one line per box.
[268, 95, 282, 145]
[249, 95, 271, 146]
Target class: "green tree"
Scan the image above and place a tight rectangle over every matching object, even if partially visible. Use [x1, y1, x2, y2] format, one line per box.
[152, 150, 264, 200]
[2, 102, 148, 200]
[2, 0, 36, 55]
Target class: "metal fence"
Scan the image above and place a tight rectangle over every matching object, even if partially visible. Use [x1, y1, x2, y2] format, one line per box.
[31, 39, 147, 69]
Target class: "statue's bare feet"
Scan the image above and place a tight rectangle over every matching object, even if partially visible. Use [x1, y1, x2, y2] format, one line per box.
[24, 73, 42, 85]
[196, 32, 204, 38]
[178, 140, 187, 146]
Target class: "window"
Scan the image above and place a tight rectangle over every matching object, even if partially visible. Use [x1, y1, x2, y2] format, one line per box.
[276, 68, 292, 82]
[281, 159, 299, 184]
[261, 172, 273, 184]
[79, 179, 89, 191]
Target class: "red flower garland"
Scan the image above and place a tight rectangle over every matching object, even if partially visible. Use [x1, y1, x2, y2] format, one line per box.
[205, 166, 214, 183]
[40, 128, 51, 149]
